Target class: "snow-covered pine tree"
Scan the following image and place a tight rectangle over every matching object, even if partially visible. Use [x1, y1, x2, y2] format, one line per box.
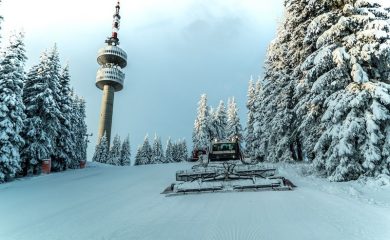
[108, 134, 121, 166]
[21, 49, 61, 175]
[292, 0, 349, 163]
[73, 96, 88, 167]
[92, 141, 102, 163]
[180, 139, 189, 161]
[134, 146, 142, 166]
[192, 94, 211, 150]
[120, 135, 131, 166]
[172, 140, 181, 162]
[0, 32, 27, 182]
[226, 97, 243, 141]
[210, 100, 227, 141]
[252, 80, 266, 161]
[256, 0, 331, 163]
[208, 107, 217, 141]
[45, 45, 64, 172]
[165, 137, 174, 163]
[297, 1, 390, 181]
[151, 134, 164, 164]
[54, 64, 74, 170]
[92, 131, 109, 164]
[139, 134, 152, 164]
[98, 132, 109, 164]
[245, 79, 256, 158]
[174, 139, 188, 162]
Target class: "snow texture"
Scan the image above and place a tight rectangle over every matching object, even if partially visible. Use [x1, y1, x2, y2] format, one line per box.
[0, 162, 389, 240]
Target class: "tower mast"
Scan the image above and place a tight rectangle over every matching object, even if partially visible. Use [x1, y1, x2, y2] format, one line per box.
[96, 0, 128, 146]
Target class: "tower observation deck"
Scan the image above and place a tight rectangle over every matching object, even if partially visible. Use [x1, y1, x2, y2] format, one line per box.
[96, 0, 127, 146]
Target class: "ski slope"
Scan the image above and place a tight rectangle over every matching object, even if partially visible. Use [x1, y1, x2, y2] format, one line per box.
[1, 162, 389, 240]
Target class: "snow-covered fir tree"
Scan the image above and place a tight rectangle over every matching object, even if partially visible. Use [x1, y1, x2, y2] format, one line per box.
[108, 134, 121, 166]
[180, 139, 189, 162]
[119, 135, 131, 166]
[54, 64, 74, 170]
[192, 94, 211, 149]
[255, 0, 331, 163]
[92, 142, 101, 163]
[151, 134, 164, 164]
[299, 1, 390, 181]
[172, 141, 181, 162]
[254, 0, 390, 180]
[92, 132, 108, 164]
[134, 146, 142, 166]
[45, 45, 64, 171]
[210, 100, 227, 141]
[292, 0, 352, 163]
[70, 95, 88, 168]
[0, 32, 27, 182]
[137, 135, 152, 165]
[165, 137, 174, 163]
[245, 78, 256, 158]
[21, 50, 61, 175]
[99, 133, 109, 164]
[208, 107, 217, 140]
[226, 97, 243, 141]
[173, 139, 188, 162]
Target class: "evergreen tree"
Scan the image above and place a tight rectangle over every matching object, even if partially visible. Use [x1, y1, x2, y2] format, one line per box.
[134, 146, 142, 166]
[92, 142, 101, 163]
[256, 0, 390, 180]
[165, 137, 174, 163]
[139, 135, 152, 165]
[0, 33, 27, 182]
[45, 45, 64, 171]
[152, 134, 164, 164]
[255, 0, 330, 163]
[172, 141, 180, 162]
[252, 80, 265, 161]
[245, 79, 256, 158]
[208, 107, 217, 141]
[175, 139, 188, 162]
[54, 64, 74, 170]
[301, 1, 390, 181]
[181, 139, 189, 161]
[68, 95, 88, 168]
[21, 49, 61, 175]
[92, 132, 109, 164]
[226, 97, 243, 141]
[99, 132, 109, 164]
[210, 100, 227, 141]
[108, 134, 121, 166]
[192, 94, 211, 150]
[120, 135, 131, 166]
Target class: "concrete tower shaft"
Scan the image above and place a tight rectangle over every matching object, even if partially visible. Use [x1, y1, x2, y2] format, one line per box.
[98, 85, 115, 144]
[96, 0, 127, 146]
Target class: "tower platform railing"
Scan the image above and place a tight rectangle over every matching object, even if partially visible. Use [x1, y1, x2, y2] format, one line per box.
[97, 45, 127, 68]
[96, 67, 125, 91]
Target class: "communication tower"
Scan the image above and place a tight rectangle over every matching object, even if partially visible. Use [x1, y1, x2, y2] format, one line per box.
[96, 0, 127, 146]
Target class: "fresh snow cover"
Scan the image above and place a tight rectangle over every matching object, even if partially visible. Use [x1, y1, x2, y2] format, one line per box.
[0, 162, 389, 240]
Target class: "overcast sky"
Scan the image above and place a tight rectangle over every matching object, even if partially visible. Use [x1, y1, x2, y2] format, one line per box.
[1, 0, 389, 159]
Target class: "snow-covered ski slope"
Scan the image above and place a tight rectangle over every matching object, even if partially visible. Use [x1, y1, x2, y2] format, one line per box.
[1, 162, 389, 240]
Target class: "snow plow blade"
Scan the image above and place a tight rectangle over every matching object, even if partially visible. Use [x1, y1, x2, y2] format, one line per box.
[162, 162, 295, 196]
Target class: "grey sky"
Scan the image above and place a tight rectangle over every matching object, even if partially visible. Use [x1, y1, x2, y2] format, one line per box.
[3, 0, 388, 159]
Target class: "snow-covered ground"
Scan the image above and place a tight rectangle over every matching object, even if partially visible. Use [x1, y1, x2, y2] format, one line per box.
[1, 162, 389, 240]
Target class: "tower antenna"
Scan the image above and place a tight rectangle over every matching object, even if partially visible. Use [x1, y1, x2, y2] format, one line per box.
[106, 0, 121, 46]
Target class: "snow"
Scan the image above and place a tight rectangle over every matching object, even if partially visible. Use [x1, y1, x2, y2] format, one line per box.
[1, 162, 389, 240]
